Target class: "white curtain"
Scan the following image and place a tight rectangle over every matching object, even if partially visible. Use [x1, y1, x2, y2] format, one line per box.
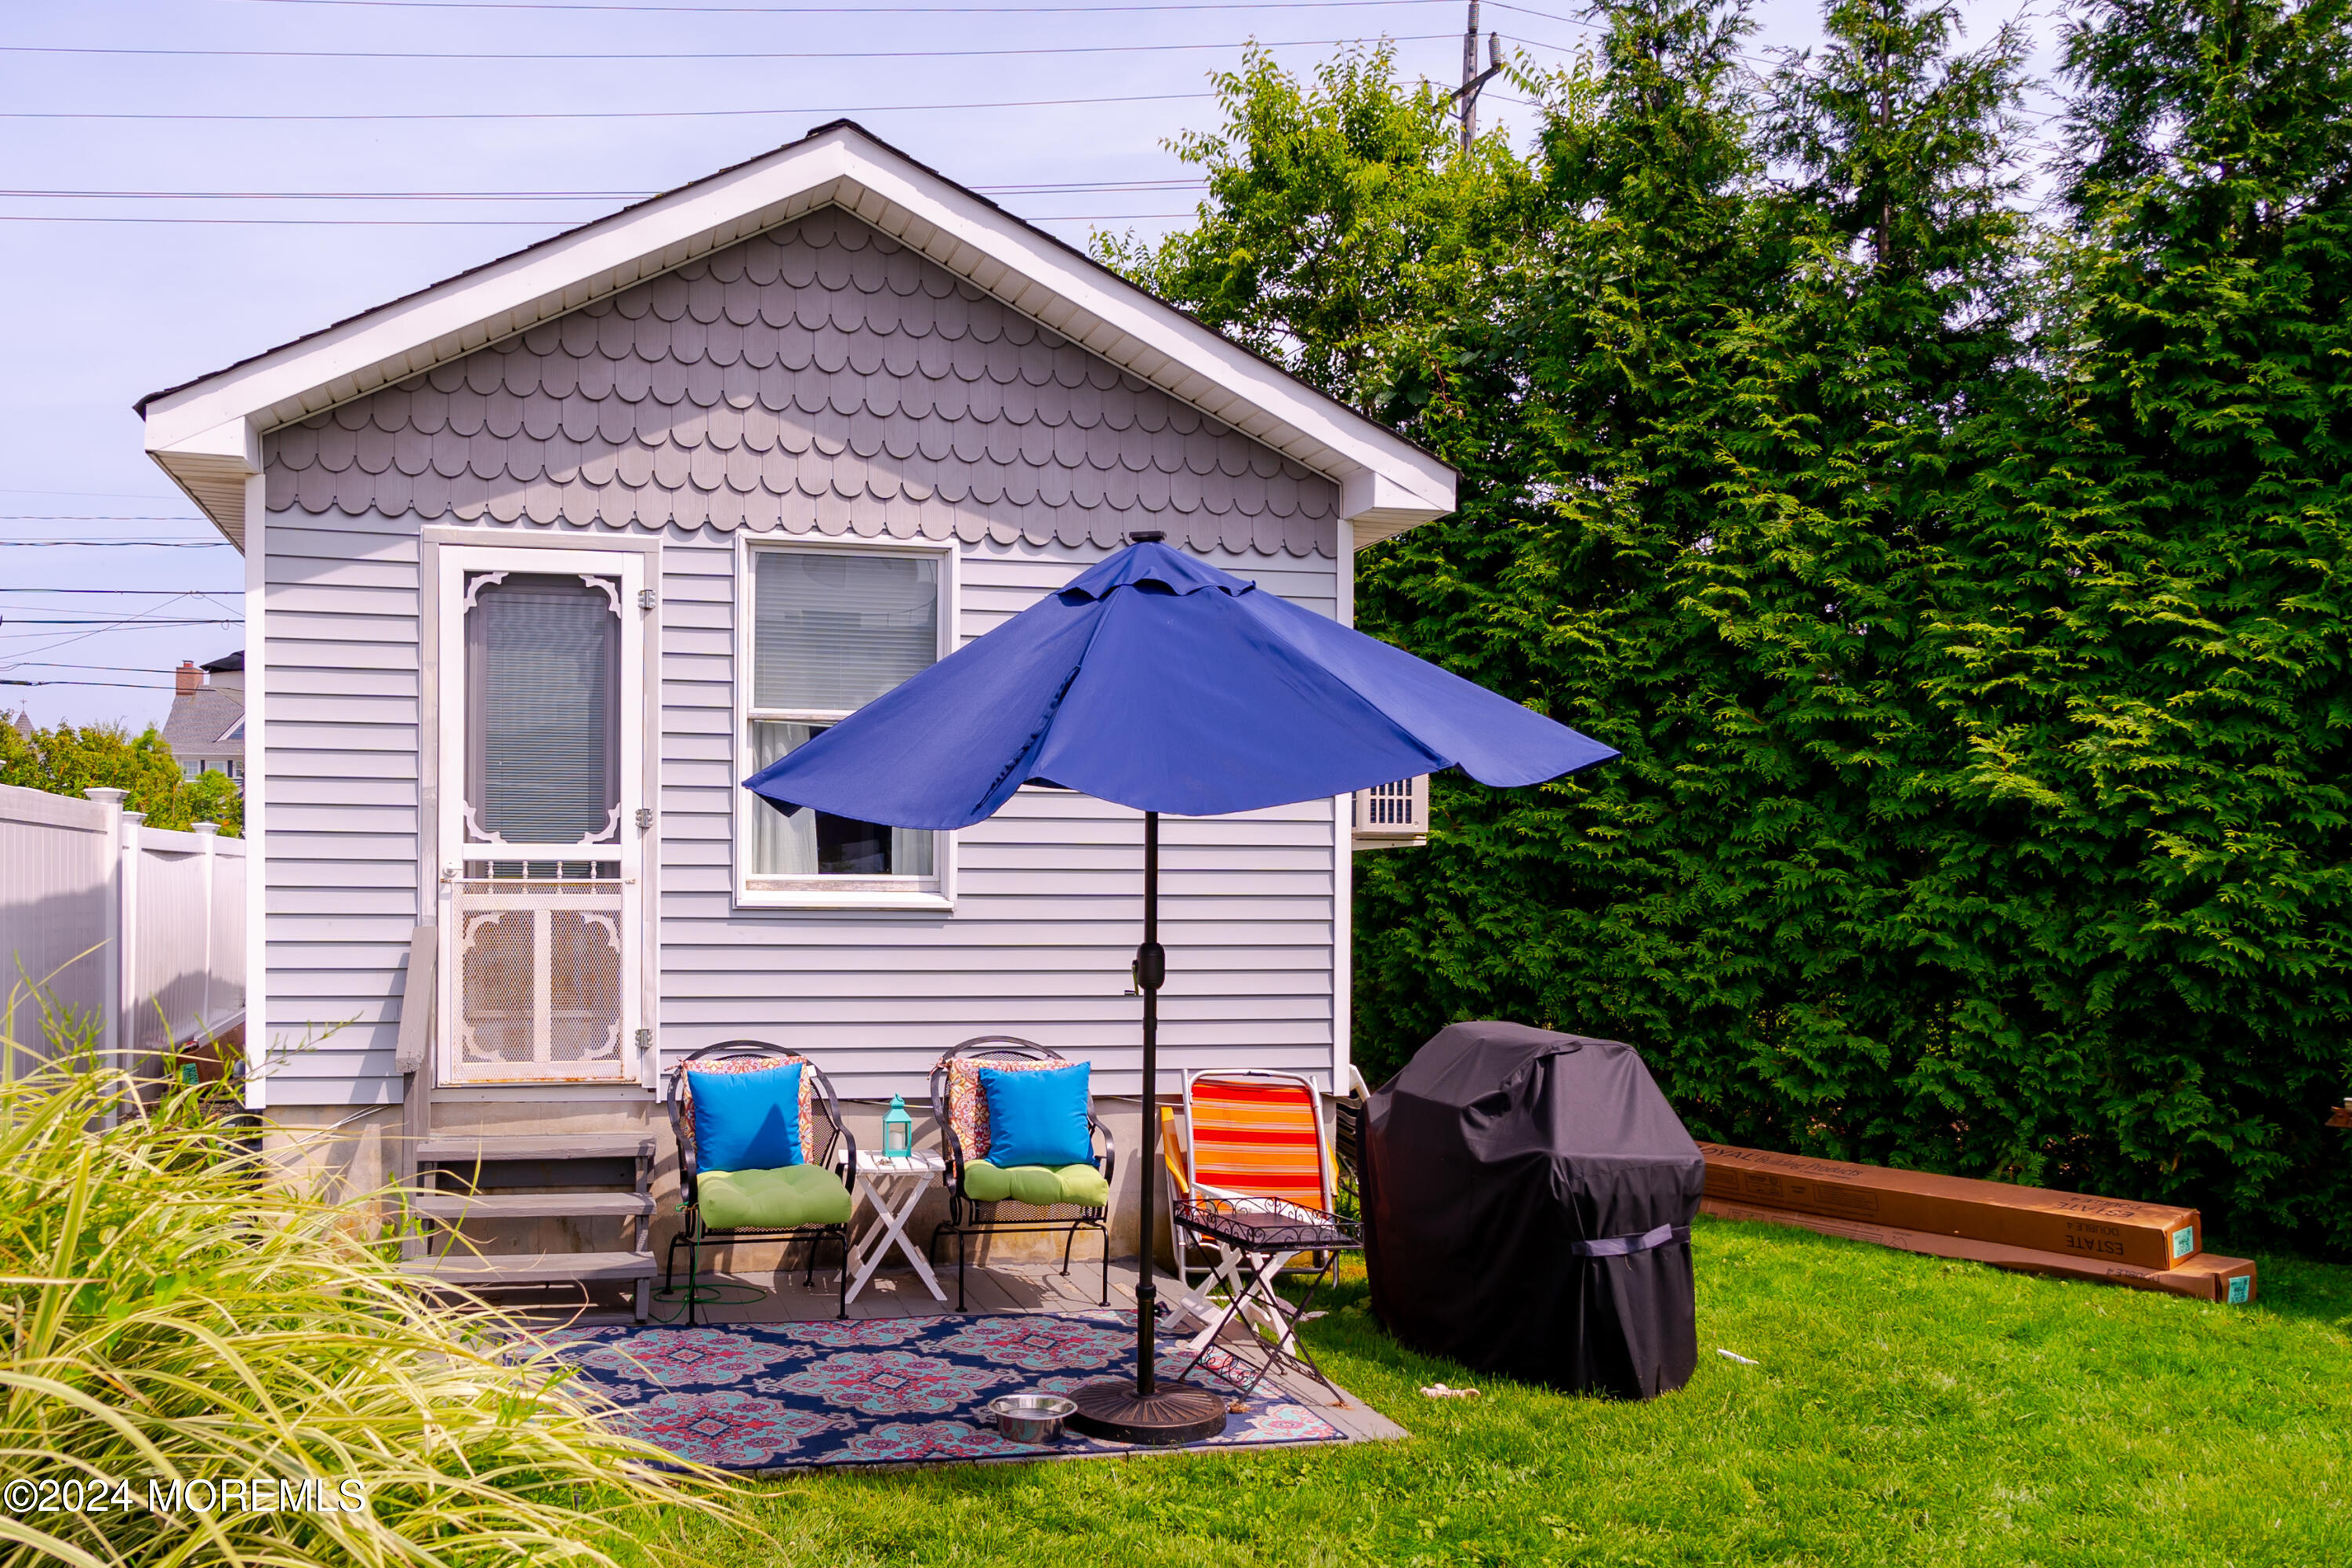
[748, 728, 934, 878]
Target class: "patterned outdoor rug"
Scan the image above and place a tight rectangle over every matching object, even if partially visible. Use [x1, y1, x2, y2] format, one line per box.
[543, 1309, 1346, 1471]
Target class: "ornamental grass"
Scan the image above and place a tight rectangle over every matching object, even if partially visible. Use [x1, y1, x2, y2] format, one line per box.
[0, 986, 742, 1568]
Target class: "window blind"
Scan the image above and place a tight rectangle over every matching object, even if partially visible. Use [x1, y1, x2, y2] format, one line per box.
[466, 573, 619, 845]
[752, 549, 938, 713]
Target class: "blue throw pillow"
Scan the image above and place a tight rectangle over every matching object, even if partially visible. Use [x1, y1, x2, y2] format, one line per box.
[688, 1062, 803, 1173]
[979, 1062, 1094, 1168]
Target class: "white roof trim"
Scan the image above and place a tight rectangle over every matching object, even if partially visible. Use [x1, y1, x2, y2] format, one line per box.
[140, 122, 1455, 549]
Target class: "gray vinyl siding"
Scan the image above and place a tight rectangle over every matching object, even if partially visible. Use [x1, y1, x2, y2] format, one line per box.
[258, 508, 423, 1104]
[655, 535, 1337, 1100]
[256, 206, 1345, 1107]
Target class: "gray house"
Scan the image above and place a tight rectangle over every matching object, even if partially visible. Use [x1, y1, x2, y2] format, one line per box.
[136, 123, 1452, 1277]
[162, 652, 246, 782]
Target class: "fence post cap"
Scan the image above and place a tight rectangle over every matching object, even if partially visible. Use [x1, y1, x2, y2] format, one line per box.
[122, 812, 147, 827]
[191, 822, 220, 837]
[82, 786, 126, 807]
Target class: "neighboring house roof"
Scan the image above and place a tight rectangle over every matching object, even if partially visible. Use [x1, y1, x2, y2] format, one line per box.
[160, 684, 245, 765]
[201, 651, 244, 674]
[138, 121, 1454, 551]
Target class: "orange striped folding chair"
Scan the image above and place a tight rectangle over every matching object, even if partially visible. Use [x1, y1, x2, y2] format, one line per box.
[1162, 1071, 1336, 1347]
[1183, 1070, 1333, 1215]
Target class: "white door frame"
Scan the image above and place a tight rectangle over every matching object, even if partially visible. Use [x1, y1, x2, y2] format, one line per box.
[433, 543, 649, 1087]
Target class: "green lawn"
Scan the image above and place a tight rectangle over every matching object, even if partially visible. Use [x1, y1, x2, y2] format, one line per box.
[647, 1217, 2352, 1566]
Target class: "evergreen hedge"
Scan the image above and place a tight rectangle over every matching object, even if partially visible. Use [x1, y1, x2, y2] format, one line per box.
[1115, 0, 2352, 1250]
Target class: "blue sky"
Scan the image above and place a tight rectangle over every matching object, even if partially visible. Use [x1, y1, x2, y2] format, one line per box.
[0, 0, 2054, 731]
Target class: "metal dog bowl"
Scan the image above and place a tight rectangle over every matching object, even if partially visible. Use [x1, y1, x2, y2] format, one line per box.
[989, 1392, 1078, 1444]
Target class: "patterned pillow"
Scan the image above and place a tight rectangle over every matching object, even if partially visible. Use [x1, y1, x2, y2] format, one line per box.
[944, 1054, 1075, 1162]
[684, 1053, 815, 1158]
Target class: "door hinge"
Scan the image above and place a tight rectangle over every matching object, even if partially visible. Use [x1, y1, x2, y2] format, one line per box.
[638, 588, 657, 610]
[635, 807, 654, 830]
[635, 1028, 653, 1054]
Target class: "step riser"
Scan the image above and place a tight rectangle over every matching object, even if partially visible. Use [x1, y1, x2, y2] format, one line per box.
[416, 1135, 655, 1161]
[401, 1252, 659, 1286]
[412, 1194, 655, 1221]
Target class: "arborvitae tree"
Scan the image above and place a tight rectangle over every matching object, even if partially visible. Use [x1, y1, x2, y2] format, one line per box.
[1906, 0, 2352, 1232]
[1111, 0, 2352, 1247]
[1351, 0, 2034, 1170]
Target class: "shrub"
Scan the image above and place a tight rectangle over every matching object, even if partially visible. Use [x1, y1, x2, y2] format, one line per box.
[0, 991, 739, 1567]
[0, 722, 241, 837]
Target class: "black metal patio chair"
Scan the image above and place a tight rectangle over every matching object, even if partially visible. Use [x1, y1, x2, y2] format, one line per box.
[664, 1040, 856, 1322]
[926, 1036, 1115, 1310]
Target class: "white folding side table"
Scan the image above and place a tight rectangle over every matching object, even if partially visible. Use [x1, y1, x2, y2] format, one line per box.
[844, 1148, 949, 1306]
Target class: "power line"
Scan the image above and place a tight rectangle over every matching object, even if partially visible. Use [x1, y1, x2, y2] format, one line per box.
[0, 179, 1209, 201]
[0, 662, 209, 675]
[0, 592, 238, 664]
[0, 216, 642, 227]
[1486, 2, 2070, 127]
[0, 540, 233, 546]
[234, 0, 1439, 13]
[0, 89, 1216, 122]
[7, 190, 646, 203]
[0, 678, 180, 690]
[0, 488, 193, 501]
[0, 588, 245, 596]
[2, 34, 1445, 63]
[0, 211, 1198, 226]
[0, 619, 245, 627]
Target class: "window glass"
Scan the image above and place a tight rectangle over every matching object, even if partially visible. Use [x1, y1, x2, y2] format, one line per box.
[465, 573, 620, 846]
[748, 723, 934, 877]
[746, 548, 942, 883]
[753, 550, 938, 711]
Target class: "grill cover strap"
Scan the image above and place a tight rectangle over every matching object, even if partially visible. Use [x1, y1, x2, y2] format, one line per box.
[1570, 1223, 1690, 1258]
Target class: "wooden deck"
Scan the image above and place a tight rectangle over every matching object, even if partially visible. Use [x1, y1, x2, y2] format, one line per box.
[512, 1255, 1406, 1451]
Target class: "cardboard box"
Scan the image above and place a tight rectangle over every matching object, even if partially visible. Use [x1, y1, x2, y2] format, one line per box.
[1700, 1143, 2201, 1272]
[1702, 1198, 2255, 1303]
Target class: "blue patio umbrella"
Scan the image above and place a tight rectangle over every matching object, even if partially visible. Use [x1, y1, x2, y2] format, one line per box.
[745, 535, 1617, 1440]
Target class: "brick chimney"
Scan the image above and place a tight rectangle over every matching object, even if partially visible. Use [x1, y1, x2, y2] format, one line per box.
[176, 660, 201, 697]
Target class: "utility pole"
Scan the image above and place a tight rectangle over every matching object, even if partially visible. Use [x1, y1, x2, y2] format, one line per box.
[1453, 2, 1503, 156]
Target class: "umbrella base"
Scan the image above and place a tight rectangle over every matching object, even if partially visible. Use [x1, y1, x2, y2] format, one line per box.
[1065, 1379, 1229, 1446]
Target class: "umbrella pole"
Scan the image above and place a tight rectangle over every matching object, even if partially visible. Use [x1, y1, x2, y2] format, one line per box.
[1135, 808, 1161, 1396]
[1065, 808, 1228, 1446]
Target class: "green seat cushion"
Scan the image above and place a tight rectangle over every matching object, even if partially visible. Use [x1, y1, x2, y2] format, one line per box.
[696, 1163, 851, 1230]
[962, 1160, 1109, 1208]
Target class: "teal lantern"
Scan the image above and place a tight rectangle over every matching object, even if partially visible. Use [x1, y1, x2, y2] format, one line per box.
[882, 1093, 914, 1158]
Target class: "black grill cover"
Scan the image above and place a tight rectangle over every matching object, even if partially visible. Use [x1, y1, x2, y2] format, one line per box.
[1363, 1021, 1702, 1399]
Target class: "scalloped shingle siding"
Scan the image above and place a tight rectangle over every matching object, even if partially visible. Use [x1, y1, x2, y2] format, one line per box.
[265, 208, 1340, 557]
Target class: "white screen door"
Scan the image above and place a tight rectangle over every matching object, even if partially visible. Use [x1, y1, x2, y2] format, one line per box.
[436, 546, 646, 1085]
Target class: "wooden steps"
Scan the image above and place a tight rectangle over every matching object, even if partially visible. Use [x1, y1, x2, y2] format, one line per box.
[410, 1192, 655, 1221]
[401, 1251, 661, 1287]
[404, 1131, 660, 1320]
[417, 1134, 655, 1161]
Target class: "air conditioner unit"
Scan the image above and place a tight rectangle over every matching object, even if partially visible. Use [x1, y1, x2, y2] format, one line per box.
[1352, 775, 1429, 851]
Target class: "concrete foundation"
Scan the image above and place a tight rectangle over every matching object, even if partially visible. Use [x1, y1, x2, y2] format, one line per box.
[257, 1091, 1172, 1279]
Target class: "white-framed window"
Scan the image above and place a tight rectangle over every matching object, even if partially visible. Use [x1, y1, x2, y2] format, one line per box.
[734, 534, 956, 909]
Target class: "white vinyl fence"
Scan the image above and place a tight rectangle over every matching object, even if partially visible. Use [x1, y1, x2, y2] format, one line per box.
[0, 782, 245, 1076]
